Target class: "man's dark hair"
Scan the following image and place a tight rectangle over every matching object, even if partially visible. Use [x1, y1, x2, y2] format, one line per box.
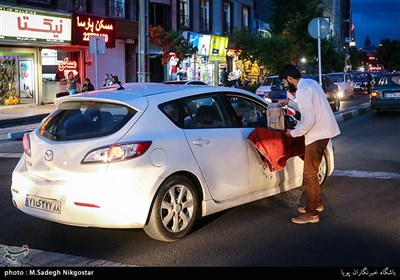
[279, 64, 301, 80]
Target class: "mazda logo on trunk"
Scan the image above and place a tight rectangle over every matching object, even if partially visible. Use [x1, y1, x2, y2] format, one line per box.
[44, 150, 53, 161]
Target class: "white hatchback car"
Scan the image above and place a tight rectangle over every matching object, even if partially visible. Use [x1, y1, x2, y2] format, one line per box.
[255, 75, 280, 97]
[11, 83, 335, 242]
[326, 72, 355, 100]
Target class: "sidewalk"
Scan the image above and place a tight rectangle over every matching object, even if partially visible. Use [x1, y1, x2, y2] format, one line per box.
[0, 103, 55, 128]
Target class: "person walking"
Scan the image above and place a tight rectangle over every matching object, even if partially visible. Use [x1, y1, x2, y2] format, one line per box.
[220, 67, 229, 87]
[66, 71, 79, 95]
[277, 64, 341, 224]
[82, 78, 95, 92]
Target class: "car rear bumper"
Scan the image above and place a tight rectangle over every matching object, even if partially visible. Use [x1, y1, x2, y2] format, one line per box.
[11, 158, 152, 229]
[371, 99, 400, 110]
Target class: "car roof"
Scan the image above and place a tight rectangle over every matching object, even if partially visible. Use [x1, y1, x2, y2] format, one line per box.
[54, 83, 258, 112]
[162, 80, 208, 85]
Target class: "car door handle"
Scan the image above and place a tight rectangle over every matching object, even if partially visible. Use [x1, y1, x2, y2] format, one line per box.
[192, 138, 210, 146]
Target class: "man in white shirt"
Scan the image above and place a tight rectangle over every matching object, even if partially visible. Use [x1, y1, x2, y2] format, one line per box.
[277, 64, 341, 224]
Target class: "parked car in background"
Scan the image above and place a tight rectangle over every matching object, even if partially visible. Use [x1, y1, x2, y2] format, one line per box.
[326, 72, 355, 100]
[263, 80, 287, 103]
[255, 75, 280, 97]
[351, 71, 373, 94]
[11, 83, 335, 242]
[370, 73, 400, 115]
[264, 75, 340, 112]
[302, 74, 341, 112]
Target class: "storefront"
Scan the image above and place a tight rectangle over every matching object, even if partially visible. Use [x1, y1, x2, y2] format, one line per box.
[183, 32, 229, 86]
[0, 5, 74, 106]
[0, 5, 128, 107]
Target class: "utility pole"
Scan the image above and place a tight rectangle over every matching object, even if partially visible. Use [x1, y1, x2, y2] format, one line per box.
[138, 0, 149, 82]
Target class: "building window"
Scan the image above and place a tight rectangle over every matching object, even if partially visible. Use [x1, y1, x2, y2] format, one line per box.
[108, 0, 125, 18]
[18, 0, 56, 9]
[223, 2, 232, 34]
[149, 3, 171, 32]
[200, 0, 210, 32]
[69, 0, 91, 12]
[179, 0, 191, 29]
[242, 6, 249, 29]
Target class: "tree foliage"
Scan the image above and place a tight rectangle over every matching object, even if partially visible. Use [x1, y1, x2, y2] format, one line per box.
[149, 25, 198, 66]
[376, 39, 400, 72]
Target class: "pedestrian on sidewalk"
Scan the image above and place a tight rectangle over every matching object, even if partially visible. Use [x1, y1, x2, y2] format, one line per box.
[66, 71, 80, 95]
[82, 78, 95, 92]
[277, 64, 341, 225]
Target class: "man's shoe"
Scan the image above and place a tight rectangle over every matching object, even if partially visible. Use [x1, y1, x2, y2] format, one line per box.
[297, 204, 324, 214]
[291, 213, 319, 224]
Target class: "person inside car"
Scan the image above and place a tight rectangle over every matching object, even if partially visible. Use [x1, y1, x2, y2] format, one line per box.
[196, 105, 223, 128]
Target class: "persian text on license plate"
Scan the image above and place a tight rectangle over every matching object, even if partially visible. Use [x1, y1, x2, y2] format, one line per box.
[384, 92, 400, 98]
[25, 194, 61, 214]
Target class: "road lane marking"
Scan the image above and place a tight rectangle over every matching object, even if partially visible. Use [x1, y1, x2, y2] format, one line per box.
[0, 153, 22, 158]
[332, 170, 400, 180]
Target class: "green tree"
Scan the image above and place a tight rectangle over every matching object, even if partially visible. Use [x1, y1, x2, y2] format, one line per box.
[377, 39, 400, 71]
[149, 25, 198, 66]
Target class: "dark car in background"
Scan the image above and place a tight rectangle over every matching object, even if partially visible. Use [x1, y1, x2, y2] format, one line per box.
[351, 71, 373, 94]
[370, 73, 400, 115]
[303, 74, 341, 112]
[264, 75, 340, 112]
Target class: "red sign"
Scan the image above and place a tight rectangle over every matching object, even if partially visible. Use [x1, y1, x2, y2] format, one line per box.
[72, 14, 115, 48]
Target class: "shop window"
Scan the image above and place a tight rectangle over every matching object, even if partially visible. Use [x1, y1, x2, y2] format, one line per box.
[108, 0, 126, 18]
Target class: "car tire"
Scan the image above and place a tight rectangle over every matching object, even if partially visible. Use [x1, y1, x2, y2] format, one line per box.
[143, 175, 199, 242]
[318, 152, 329, 186]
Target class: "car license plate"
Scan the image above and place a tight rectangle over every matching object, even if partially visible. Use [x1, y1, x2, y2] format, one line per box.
[25, 194, 61, 214]
[384, 92, 400, 98]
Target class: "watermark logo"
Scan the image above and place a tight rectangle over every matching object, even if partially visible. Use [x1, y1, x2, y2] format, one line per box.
[3, 245, 29, 265]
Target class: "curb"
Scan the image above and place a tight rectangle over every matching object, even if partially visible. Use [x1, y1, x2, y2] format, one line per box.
[334, 103, 370, 123]
[0, 114, 49, 129]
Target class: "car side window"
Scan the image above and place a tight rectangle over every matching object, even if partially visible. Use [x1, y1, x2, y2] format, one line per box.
[183, 96, 228, 129]
[227, 96, 267, 128]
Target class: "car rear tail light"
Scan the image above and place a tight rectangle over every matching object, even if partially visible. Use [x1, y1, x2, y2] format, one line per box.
[370, 92, 379, 99]
[82, 141, 152, 164]
[22, 133, 31, 157]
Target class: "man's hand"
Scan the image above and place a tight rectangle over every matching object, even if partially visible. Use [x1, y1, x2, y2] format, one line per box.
[283, 129, 291, 138]
[277, 99, 289, 107]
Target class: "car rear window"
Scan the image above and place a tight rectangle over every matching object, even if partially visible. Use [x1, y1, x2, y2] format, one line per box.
[39, 101, 136, 141]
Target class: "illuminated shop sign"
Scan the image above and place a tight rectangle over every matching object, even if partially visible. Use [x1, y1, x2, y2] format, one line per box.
[72, 15, 115, 48]
[58, 57, 77, 72]
[188, 32, 211, 56]
[0, 5, 71, 44]
[209, 35, 229, 61]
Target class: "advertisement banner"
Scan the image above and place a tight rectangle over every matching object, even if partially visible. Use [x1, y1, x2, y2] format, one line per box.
[209, 35, 229, 61]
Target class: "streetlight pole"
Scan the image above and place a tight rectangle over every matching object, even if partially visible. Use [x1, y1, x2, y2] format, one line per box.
[138, 0, 149, 82]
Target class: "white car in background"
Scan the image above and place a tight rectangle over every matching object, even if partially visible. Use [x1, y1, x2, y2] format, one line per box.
[326, 72, 355, 100]
[11, 83, 335, 242]
[255, 75, 280, 97]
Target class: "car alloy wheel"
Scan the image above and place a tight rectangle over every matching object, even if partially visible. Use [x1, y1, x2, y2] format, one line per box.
[144, 175, 199, 242]
[318, 153, 329, 186]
